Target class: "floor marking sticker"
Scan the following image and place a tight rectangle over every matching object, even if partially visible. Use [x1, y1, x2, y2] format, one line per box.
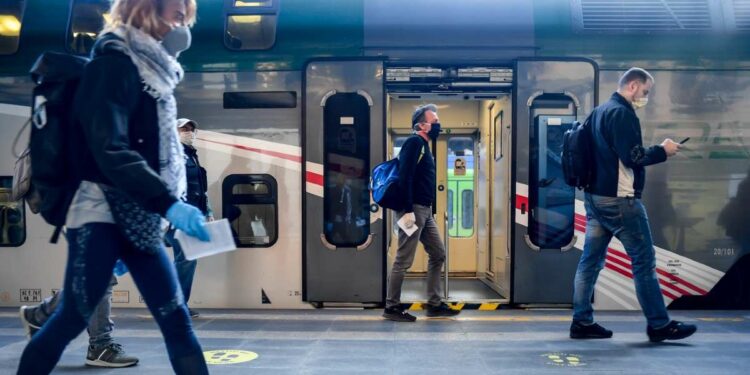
[204, 350, 258, 365]
[543, 352, 586, 367]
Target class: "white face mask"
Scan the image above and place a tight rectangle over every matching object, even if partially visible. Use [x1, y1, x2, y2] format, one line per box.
[632, 96, 649, 109]
[179, 131, 195, 145]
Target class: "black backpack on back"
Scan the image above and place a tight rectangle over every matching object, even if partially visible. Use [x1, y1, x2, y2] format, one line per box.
[562, 112, 595, 190]
[17, 52, 89, 241]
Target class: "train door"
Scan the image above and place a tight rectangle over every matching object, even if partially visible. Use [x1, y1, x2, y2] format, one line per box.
[512, 58, 598, 304]
[302, 60, 386, 305]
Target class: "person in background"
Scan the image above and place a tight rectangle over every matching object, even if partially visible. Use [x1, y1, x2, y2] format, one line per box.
[165, 118, 214, 318]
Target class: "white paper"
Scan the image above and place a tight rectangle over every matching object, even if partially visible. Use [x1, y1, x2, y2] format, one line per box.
[397, 215, 418, 237]
[174, 219, 237, 261]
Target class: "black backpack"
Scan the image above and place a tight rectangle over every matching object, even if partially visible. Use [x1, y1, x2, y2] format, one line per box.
[562, 112, 595, 190]
[14, 52, 89, 242]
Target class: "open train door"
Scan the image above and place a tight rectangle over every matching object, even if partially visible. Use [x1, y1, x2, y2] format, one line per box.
[512, 58, 598, 305]
[303, 59, 386, 305]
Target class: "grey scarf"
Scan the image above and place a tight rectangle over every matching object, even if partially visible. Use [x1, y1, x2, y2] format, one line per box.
[99, 25, 187, 200]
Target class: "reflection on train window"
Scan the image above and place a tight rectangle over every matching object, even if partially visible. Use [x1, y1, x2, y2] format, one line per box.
[0, 177, 25, 247]
[225, 15, 277, 50]
[323, 92, 370, 247]
[447, 136, 474, 237]
[222, 174, 278, 247]
[0, 0, 25, 55]
[528, 115, 575, 249]
[67, 0, 110, 55]
[392, 136, 408, 157]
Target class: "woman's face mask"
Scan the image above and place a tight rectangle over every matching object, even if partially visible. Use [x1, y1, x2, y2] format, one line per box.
[161, 25, 191, 58]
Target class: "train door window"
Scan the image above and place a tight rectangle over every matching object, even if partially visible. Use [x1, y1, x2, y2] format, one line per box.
[529, 112, 575, 249]
[222, 174, 278, 247]
[0, 0, 25, 55]
[0, 177, 25, 246]
[224, 0, 279, 50]
[323, 93, 370, 247]
[447, 136, 475, 237]
[67, 0, 110, 55]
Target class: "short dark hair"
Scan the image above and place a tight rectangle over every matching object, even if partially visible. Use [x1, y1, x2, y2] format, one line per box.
[412, 103, 438, 130]
[618, 67, 654, 88]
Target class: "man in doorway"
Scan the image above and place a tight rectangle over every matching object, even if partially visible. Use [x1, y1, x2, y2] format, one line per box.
[383, 104, 460, 322]
[571, 68, 697, 342]
[164, 118, 214, 318]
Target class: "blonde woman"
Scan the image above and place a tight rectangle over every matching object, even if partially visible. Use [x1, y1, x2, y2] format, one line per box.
[17, 0, 210, 373]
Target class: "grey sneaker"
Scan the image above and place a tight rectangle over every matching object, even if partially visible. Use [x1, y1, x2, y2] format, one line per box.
[86, 343, 139, 368]
[19, 306, 41, 340]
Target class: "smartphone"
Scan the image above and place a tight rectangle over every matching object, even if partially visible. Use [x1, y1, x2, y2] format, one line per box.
[679, 137, 690, 144]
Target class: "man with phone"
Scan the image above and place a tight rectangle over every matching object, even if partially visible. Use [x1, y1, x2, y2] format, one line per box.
[570, 67, 697, 342]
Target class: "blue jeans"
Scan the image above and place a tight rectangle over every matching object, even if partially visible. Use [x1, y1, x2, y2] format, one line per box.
[33, 275, 117, 349]
[166, 228, 197, 304]
[573, 194, 670, 329]
[18, 223, 208, 375]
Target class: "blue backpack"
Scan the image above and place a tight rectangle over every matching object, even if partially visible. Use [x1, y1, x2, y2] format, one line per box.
[370, 142, 425, 210]
[562, 112, 595, 190]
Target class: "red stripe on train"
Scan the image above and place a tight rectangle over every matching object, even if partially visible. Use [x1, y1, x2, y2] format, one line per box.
[198, 138, 302, 163]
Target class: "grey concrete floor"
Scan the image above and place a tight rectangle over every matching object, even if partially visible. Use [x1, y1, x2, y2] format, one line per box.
[1, 308, 749, 374]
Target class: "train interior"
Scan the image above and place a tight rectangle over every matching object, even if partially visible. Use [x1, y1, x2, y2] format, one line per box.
[385, 67, 514, 304]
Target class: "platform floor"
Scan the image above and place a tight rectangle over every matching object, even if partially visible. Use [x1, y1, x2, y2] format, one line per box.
[402, 277, 505, 301]
[1, 308, 749, 374]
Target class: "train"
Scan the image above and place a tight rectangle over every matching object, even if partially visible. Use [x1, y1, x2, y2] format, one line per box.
[0, 0, 748, 310]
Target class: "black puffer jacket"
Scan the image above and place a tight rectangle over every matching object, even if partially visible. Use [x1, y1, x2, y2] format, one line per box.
[70, 34, 177, 216]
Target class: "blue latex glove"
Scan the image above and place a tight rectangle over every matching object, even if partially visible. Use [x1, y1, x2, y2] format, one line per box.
[113, 260, 129, 277]
[166, 201, 211, 242]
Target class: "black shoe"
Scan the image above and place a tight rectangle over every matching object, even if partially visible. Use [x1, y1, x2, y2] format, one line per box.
[383, 307, 417, 322]
[188, 308, 200, 318]
[647, 320, 697, 342]
[425, 302, 460, 318]
[86, 343, 139, 368]
[570, 321, 613, 339]
[19, 306, 41, 340]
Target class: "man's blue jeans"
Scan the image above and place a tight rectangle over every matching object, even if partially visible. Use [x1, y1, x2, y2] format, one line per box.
[166, 228, 197, 303]
[33, 275, 117, 349]
[573, 193, 670, 329]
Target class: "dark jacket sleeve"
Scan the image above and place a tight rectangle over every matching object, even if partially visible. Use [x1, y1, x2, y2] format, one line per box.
[609, 108, 667, 169]
[74, 55, 177, 216]
[398, 137, 422, 212]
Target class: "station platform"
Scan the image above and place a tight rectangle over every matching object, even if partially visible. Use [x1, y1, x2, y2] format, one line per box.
[1, 308, 749, 374]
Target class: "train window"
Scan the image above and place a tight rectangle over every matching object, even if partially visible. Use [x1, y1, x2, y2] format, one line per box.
[447, 136, 475, 238]
[223, 91, 297, 109]
[0, 176, 26, 247]
[222, 174, 278, 247]
[461, 189, 474, 231]
[67, 0, 110, 55]
[225, 14, 277, 50]
[0, 0, 25, 55]
[224, 0, 280, 51]
[323, 92, 370, 248]
[234, 0, 273, 7]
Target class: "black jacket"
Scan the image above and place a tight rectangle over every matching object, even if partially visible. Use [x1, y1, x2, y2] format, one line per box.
[585, 92, 667, 199]
[183, 144, 209, 215]
[71, 35, 177, 216]
[398, 135, 435, 212]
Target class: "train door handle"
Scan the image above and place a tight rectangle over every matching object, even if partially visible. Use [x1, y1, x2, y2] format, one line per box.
[520, 203, 526, 215]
